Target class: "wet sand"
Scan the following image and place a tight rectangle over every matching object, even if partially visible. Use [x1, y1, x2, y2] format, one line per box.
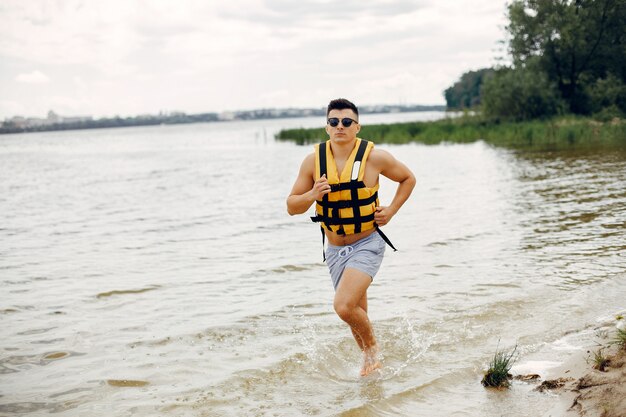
[543, 348, 626, 416]
[570, 349, 626, 417]
[531, 322, 626, 417]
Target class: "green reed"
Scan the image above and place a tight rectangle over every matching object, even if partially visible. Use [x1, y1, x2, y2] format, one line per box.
[275, 115, 626, 151]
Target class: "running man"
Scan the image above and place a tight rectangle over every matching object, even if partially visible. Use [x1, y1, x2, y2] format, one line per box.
[287, 98, 415, 376]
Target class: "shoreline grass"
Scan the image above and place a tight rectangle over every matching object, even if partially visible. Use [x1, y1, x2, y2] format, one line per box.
[611, 328, 626, 350]
[275, 115, 626, 150]
[590, 348, 610, 371]
[481, 344, 517, 388]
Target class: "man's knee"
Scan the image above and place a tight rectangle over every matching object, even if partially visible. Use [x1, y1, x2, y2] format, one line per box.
[334, 300, 353, 322]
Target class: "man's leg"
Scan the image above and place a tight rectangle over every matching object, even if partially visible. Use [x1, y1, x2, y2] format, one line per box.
[350, 293, 368, 351]
[333, 268, 381, 376]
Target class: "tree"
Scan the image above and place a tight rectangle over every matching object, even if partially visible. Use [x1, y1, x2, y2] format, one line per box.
[506, 0, 626, 114]
[481, 65, 565, 121]
[586, 73, 626, 118]
[444, 68, 495, 109]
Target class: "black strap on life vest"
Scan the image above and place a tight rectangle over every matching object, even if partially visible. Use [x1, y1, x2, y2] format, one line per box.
[321, 227, 326, 262]
[375, 226, 397, 252]
[311, 212, 376, 225]
[317, 142, 329, 260]
[317, 143, 332, 232]
[351, 140, 368, 233]
[315, 192, 378, 209]
[328, 182, 365, 191]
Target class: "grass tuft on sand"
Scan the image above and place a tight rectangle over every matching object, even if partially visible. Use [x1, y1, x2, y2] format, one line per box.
[590, 348, 610, 372]
[611, 329, 626, 350]
[481, 344, 517, 388]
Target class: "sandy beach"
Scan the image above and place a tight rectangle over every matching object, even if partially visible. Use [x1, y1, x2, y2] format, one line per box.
[546, 347, 626, 416]
[532, 320, 626, 417]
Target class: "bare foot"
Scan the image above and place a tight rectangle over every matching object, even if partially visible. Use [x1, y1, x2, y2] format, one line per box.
[360, 345, 382, 376]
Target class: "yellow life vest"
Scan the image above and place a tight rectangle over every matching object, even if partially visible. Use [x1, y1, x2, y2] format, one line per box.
[311, 138, 379, 235]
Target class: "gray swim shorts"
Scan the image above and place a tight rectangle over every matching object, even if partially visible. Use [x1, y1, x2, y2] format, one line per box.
[325, 231, 386, 290]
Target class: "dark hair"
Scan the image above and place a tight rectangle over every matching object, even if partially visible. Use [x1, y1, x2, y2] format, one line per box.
[327, 98, 359, 117]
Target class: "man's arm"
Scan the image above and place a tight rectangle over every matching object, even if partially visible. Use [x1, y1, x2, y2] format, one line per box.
[371, 149, 416, 226]
[286, 153, 331, 215]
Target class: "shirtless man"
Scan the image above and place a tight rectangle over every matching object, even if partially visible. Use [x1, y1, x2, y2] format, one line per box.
[287, 98, 415, 376]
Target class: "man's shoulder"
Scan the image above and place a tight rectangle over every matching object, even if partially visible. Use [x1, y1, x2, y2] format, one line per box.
[366, 147, 397, 172]
[300, 152, 316, 171]
[367, 147, 393, 161]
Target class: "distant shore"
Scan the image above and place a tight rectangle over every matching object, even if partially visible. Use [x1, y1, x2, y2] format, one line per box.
[0, 105, 445, 135]
[276, 114, 626, 150]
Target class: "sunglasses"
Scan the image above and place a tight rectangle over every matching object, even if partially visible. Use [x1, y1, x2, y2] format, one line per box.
[327, 117, 358, 128]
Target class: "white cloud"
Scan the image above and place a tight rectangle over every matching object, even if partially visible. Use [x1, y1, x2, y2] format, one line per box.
[15, 70, 50, 84]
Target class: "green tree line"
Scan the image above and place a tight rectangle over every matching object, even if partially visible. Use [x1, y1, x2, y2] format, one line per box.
[445, 0, 626, 121]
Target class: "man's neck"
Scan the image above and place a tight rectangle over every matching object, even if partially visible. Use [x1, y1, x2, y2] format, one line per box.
[329, 137, 357, 159]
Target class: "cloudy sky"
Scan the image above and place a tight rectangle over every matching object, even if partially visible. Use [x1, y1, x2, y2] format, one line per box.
[0, 0, 509, 119]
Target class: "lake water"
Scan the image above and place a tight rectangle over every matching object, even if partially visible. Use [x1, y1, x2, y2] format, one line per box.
[1, 112, 625, 416]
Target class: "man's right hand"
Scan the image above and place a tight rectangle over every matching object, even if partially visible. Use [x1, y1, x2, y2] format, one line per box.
[310, 174, 331, 200]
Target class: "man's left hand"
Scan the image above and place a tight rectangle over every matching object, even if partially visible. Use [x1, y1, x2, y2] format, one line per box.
[374, 206, 396, 226]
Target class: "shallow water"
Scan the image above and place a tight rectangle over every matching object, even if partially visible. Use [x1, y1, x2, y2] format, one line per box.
[1, 112, 625, 416]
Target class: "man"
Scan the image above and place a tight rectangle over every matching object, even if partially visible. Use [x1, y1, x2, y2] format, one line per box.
[286, 98, 415, 376]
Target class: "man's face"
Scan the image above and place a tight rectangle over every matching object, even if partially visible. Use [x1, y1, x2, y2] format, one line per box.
[326, 109, 360, 144]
